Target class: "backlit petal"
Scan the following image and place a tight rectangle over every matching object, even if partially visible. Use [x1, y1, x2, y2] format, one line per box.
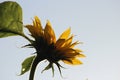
[63, 58, 83, 65]
[26, 25, 36, 37]
[75, 49, 83, 53]
[77, 54, 86, 58]
[70, 41, 79, 48]
[63, 35, 73, 47]
[59, 28, 71, 39]
[63, 52, 79, 58]
[26, 16, 43, 38]
[55, 39, 65, 48]
[34, 16, 43, 36]
[44, 20, 56, 44]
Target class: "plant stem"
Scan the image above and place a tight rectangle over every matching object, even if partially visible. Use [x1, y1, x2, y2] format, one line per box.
[29, 57, 39, 80]
[1, 29, 33, 43]
[20, 33, 33, 43]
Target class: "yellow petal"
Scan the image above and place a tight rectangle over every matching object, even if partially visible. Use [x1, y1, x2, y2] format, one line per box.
[34, 16, 41, 24]
[55, 39, 65, 48]
[61, 48, 79, 57]
[62, 48, 76, 53]
[26, 25, 33, 33]
[63, 35, 73, 47]
[59, 28, 71, 39]
[26, 25, 36, 37]
[44, 20, 56, 44]
[75, 49, 83, 53]
[26, 16, 43, 37]
[63, 58, 83, 65]
[63, 52, 79, 58]
[70, 41, 79, 48]
[34, 16, 43, 36]
[77, 54, 86, 58]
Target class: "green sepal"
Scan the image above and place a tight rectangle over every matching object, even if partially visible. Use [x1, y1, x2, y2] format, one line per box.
[41, 63, 55, 77]
[51, 65, 55, 77]
[20, 55, 36, 75]
[0, 1, 23, 38]
[55, 63, 63, 77]
[41, 63, 53, 73]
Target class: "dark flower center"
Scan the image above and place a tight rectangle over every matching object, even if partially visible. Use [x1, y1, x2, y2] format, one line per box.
[33, 37, 60, 63]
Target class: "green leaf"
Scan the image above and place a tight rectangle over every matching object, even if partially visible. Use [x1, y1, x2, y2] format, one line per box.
[0, 1, 23, 38]
[20, 55, 36, 75]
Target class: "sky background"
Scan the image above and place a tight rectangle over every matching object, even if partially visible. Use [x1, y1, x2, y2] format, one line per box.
[0, 0, 120, 80]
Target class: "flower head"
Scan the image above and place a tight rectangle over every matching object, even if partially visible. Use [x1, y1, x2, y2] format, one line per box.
[25, 16, 85, 76]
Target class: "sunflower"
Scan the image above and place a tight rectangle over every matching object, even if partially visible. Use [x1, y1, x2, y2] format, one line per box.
[25, 16, 85, 80]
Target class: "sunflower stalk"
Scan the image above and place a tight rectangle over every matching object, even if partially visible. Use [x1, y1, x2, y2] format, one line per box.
[29, 56, 42, 80]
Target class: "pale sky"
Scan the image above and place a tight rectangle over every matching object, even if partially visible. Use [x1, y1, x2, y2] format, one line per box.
[0, 0, 120, 80]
